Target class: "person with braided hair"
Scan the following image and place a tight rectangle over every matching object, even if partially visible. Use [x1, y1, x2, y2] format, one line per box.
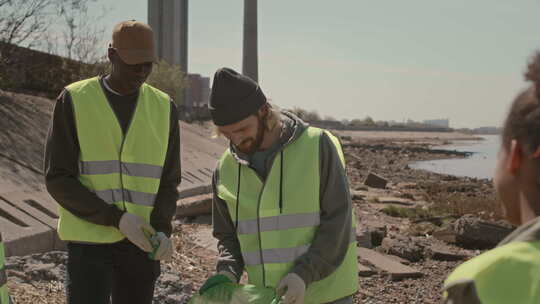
[442, 51, 540, 303]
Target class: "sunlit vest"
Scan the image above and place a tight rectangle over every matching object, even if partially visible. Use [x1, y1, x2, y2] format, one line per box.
[58, 77, 170, 243]
[217, 127, 358, 304]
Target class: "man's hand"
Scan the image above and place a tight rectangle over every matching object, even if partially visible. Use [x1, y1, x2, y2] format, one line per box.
[199, 271, 236, 295]
[276, 273, 306, 304]
[154, 232, 173, 261]
[118, 212, 155, 252]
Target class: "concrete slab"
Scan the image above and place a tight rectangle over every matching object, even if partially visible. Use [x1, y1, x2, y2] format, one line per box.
[428, 245, 470, 261]
[178, 122, 227, 199]
[358, 263, 376, 277]
[0, 196, 56, 257]
[364, 173, 388, 189]
[358, 247, 422, 280]
[0, 191, 58, 228]
[176, 193, 212, 218]
[350, 190, 366, 201]
[192, 227, 218, 254]
[377, 197, 414, 206]
[356, 226, 372, 249]
[0, 191, 66, 253]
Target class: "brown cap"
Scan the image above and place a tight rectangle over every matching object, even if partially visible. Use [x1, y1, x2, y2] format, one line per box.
[111, 20, 157, 65]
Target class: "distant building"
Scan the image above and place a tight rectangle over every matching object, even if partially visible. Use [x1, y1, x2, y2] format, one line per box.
[148, 0, 188, 70]
[423, 119, 450, 128]
[186, 73, 210, 109]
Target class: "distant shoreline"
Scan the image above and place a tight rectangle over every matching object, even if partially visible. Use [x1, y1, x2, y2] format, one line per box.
[335, 130, 483, 144]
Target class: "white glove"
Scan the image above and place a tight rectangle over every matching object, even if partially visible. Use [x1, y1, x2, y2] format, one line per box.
[119, 212, 155, 252]
[154, 232, 173, 261]
[276, 273, 306, 304]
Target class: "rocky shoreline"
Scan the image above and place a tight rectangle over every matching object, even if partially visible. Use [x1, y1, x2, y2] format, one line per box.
[5, 132, 510, 304]
[342, 133, 510, 304]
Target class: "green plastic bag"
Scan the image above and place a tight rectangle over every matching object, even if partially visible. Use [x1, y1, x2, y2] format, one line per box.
[188, 282, 282, 304]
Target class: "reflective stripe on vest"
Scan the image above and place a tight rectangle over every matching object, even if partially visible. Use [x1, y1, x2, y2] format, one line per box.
[444, 241, 540, 303]
[0, 234, 9, 304]
[79, 160, 163, 179]
[58, 77, 170, 243]
[242, 229, 357, 266]
[217, 126, 358, 304]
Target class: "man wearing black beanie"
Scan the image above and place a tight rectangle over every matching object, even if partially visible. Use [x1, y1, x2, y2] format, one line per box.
[200, 67, 359, 304]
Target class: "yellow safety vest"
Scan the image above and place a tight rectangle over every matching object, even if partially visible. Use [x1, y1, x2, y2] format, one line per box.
[217, 127, 358, 304]
[58, 77, 171, 243]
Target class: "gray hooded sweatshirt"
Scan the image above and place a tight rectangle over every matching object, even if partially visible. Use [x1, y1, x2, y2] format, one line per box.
[211, 111, 354, 287]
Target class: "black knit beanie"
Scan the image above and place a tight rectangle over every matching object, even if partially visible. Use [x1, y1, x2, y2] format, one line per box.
[209, 67, 267, 126]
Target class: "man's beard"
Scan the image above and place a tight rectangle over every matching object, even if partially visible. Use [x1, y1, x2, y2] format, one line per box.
[237, 115, 266, 155]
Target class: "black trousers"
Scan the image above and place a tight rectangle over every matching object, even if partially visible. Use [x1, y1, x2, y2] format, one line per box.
[66, 240, 161, 304]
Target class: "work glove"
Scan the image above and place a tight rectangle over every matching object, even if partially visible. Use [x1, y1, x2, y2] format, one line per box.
[199, 271, 236, 295]
[119, 212, 155, 252]
[153, 232, 173, 261]
[276, 273, 306, 304]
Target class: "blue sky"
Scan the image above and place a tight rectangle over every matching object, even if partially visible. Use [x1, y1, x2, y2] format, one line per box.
[94, 0, 540, 128]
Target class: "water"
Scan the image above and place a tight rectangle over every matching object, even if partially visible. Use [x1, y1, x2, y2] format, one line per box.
[410, 135, 500, 179]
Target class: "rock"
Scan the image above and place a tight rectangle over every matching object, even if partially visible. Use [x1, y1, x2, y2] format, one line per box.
[358, 263, 376, 277]
[153, 264, 191, 303]
[427, 245, 470, 261]
[398, 192, 415, 200]
[355, 185, 369, 191]
[378, 197, 414, 206]
[396, 182, 418, 190]
[350, 190, 366, 201]
[454, 215, 514, 249]
[380, 236, 425, 262]
[370, 225, 387, 247]
[384, 254, 411, 265]
[176, 193, 212, 217]
[6, 252, 66, 284]
[356, 227, 372, 248]
[433, 226, 457, 243]
[5, 250, 193, 303]
[364, 173, 388, 189]
[358, 247, 423, 280]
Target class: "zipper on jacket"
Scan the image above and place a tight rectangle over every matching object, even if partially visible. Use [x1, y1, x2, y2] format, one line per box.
[256, 179, 267, 287]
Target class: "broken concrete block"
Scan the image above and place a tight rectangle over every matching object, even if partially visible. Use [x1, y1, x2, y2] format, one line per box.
[433, 226, 457, 243]
[380, 236, 425, 262]
[358, 263, 376, 277]
[358, 247, 422, 280]
[428, 245, 470, 261]
[454, 215, 513, 249]
[370, 225, 387, 247]
[0, 196, 55, 257]
[176, 193, 212, 217]
[378, 197, 414, 206]
[0, 191, 65, 252]
[364, 173, 388, 189]
[350, 190, 366, 201]
[356, 227, 372, 248]
[384, 254, 411, 265]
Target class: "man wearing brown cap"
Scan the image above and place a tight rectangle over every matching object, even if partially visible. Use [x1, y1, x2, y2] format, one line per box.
[44, 20, 181, 304]
[200, 68, 359, 304]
